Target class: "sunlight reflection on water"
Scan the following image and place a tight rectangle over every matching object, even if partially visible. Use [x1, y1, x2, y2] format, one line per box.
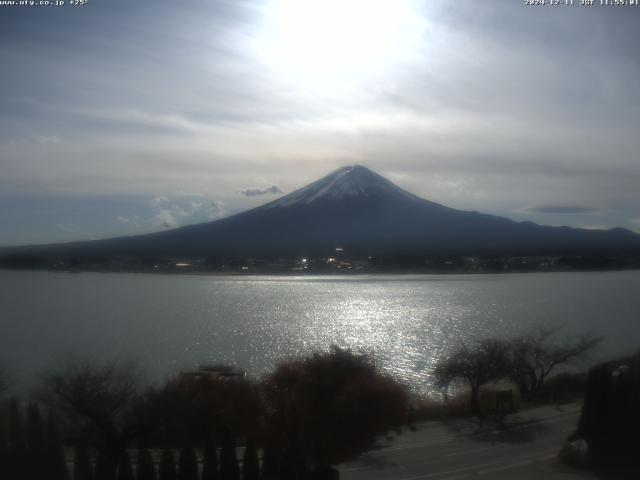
[2, 271, 640, 395]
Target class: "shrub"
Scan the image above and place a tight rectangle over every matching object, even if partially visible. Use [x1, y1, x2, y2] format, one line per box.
[262, 346, 408, 475]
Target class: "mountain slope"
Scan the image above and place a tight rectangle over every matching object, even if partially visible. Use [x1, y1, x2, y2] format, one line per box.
[3, 165, 640, 259]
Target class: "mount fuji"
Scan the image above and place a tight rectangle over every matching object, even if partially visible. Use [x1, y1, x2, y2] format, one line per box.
[3, 165, 640, 260]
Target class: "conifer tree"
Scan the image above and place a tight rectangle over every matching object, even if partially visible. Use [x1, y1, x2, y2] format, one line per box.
[178, 445, 199, 480]
[94, 454, 114, 480]
[73, 446, 94, 480]
[46, 411, 70, 480]
[117, 450, 135, 480]
[1, 409, 20, 480]
[137, 446, 157, 480]
[27, 402, 46, 456]
[241, 439, 260, 480]
[201, 436, 219, 480]
[260, 446, 279, 480]
[0, 420, 7, 460]
[26, 403, 48, 479]
[219, 428, 240, 480]
[9, 397, 25, 456]
[159, 448, 177, 480]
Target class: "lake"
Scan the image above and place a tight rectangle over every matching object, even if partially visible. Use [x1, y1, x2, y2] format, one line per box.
[1, 270, 639, 394]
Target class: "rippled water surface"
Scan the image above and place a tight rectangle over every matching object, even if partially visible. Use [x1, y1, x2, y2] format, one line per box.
[2, 270, 639, 392]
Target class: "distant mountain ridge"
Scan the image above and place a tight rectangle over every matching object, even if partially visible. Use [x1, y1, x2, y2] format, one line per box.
[2, 165, 640, 259]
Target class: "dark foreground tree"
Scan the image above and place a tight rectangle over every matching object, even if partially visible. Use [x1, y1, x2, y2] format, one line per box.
[24, 402, 48, 479]
[260, 446, 279, 480]
[117, 450, 134, 480]
[178, 445, 199, 480]
[576, 351, 640, 476]
[509, 326, 601, 397]
[262, 346, 408, 477]
[27, 403, 46, 458]
[46, 412, 70, 480]
[73, 446, 94, 480]
[0, 363, 10, 398]
[242, 439, 260, 480]
[95, 454, 114, 480]
[0, 420, 7, 468]
[219, 428, 240, 480]
[0, 364, 10, 468]
[5, 398, 25, 479]
[159, 448, 178, 480]
[434, 339, 512, 414]
[201, 436, 219, 480]
[137, 446, 157, 480]
[9, 397, 26, 456]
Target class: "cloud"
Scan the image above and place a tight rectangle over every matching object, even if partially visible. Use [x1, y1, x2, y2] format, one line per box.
[35, 135, 60, 145]
[205, 200, 226, 219]
[116, 215, 130, 224]
[174, 206, 191, 217]
[528, 205, 601, 215]
[154, 210, 179, 229]
[238, 185, 283, 197]
[148, 197, 226, 230]
[150, 195, 170, 207]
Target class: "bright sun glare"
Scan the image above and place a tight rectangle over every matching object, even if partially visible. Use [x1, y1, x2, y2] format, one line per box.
[256, 0, 424, 96]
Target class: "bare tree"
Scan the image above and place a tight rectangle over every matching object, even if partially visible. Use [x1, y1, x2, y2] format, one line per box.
[36, 358, 148, 478]
[434, 339, 512, 414]
[509, 326, 601, 397]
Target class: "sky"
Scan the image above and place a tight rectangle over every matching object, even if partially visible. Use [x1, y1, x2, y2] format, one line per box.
[1, 0, 639, 246]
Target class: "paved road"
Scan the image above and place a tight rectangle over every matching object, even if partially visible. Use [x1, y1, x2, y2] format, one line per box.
[339, 404, 595, 480]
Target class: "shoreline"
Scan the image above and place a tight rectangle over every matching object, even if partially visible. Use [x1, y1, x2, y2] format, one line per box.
[2, 266, 640, 276]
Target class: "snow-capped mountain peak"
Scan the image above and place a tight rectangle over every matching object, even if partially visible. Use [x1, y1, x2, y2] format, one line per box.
[266, 165, 420, 208]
